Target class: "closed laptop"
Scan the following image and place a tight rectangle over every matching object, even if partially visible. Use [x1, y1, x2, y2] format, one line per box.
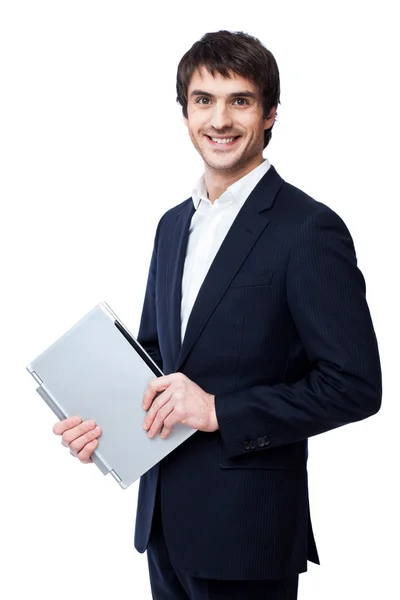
[26, 302, 196, 488]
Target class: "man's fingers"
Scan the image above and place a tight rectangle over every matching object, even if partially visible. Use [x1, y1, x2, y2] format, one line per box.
[77, 439, 98, 464]
[52, 416, 100, 465]
[147, 403, 175, 438]
[69, 426, 102, 455]
[143, 389, 172, 430]
[53, 416, 82, 435]
[142, 377, 174, 410]
[159, 426, 172, 439]
[159, 411, 179, 439]
[142, 382, 164, 410]
[61, 420, 97, 446]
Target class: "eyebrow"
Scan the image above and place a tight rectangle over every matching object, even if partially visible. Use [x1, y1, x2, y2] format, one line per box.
[189, 89, 257, 100]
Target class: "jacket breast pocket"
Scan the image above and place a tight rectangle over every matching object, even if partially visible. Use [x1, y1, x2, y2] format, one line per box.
[229, 270, 274, 288]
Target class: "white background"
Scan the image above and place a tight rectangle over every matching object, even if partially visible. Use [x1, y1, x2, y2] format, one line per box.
[1, 1, 398, 598]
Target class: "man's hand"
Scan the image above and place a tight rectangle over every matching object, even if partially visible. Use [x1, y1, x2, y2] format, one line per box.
[53, 416, 102, 464]
[142, 373, 218, 439]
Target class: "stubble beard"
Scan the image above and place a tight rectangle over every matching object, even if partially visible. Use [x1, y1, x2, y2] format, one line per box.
[189, 130, 262, 175]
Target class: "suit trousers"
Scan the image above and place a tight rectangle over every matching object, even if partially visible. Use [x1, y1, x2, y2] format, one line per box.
[146, 478, 299, 600]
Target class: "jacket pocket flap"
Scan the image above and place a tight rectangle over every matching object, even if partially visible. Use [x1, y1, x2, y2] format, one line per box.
[219, 439, 306, 471]
[230, 270, 274, 288]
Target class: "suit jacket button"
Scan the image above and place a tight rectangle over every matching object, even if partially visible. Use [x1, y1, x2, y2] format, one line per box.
[263, 437, 271, 446]
[250, 440, 257, 449]
[257, 437, 265, 447]
[244, 441, 250, 450]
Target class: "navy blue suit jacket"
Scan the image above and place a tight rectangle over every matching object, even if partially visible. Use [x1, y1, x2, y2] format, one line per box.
[134, 165, 381, 579]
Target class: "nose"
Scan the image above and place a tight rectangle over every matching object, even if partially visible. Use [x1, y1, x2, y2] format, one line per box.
[209, 102, 233, 131]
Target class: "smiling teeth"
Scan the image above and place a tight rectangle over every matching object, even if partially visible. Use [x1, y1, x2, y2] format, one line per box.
[211, 137, 236, 144]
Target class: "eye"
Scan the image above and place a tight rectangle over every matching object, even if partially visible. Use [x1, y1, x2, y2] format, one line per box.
[233, 98, 249, 106]
[195, 97, 211, 105]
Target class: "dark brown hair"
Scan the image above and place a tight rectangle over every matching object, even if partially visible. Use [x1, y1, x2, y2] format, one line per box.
[176, 30, 280, 149]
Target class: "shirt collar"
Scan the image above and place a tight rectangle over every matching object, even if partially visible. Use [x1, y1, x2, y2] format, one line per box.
[191, 158, 271, 210]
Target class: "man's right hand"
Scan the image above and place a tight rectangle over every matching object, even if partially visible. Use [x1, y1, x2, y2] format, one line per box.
[53, 416, 102, 464]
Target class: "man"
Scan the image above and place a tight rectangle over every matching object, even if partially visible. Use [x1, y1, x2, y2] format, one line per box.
[54, 30, 382, 599]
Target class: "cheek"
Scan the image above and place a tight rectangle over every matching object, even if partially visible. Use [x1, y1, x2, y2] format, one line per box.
[188, 110, 209, 132]
[193, 118, 206, 134]
[188, 125, 202, 141]
[240, 113, 264, 135]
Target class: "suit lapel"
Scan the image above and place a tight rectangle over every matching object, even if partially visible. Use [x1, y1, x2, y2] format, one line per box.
[168, 165, 284, 371]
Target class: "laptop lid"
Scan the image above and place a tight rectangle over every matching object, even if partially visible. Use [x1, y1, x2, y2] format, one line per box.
[26, 302, 196, 488]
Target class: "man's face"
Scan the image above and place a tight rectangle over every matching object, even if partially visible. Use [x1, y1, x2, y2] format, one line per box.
[184, 66, 276, 174]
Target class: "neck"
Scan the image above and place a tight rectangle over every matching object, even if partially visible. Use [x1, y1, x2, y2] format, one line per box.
[204, 156, 264, 203]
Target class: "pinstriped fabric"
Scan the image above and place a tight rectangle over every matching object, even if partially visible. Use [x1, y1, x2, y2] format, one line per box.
[134, 165, 381, 580]
[147, 476, 300, 598]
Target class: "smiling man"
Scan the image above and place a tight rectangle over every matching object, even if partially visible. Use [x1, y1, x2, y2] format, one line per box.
[184, 67, 276, 199]
[54, 30, 382, 599]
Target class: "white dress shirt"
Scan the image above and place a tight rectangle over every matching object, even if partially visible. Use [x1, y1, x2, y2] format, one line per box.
[180, 158, 271, 343]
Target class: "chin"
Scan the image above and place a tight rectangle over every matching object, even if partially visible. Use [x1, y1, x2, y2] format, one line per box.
[206, 160, 243, 172]
[202, 151, 242, 170]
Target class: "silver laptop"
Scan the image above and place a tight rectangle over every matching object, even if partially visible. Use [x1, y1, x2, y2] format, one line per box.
[26, 302, 196, 489]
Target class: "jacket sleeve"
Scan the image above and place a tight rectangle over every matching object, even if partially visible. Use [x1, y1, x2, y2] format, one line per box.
[215, 206, 382, 459]
[136, 216, 164, 372]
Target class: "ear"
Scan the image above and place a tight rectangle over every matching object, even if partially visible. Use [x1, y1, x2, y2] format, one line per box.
[183, 115, 189, 128]
[263, 106, 277, 130]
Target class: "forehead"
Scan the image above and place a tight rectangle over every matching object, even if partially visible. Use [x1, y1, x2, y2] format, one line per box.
[188, 65, 259, 96]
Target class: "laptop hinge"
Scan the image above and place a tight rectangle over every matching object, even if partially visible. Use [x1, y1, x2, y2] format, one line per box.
[110, 469, 122, 484]
[31, 371, 43, 385]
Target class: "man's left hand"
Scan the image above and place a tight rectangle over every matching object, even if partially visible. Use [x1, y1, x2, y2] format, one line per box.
[142, 373, 219, 439]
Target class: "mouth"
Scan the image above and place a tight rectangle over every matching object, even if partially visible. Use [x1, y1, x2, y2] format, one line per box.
[205, 135, 240, 148]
